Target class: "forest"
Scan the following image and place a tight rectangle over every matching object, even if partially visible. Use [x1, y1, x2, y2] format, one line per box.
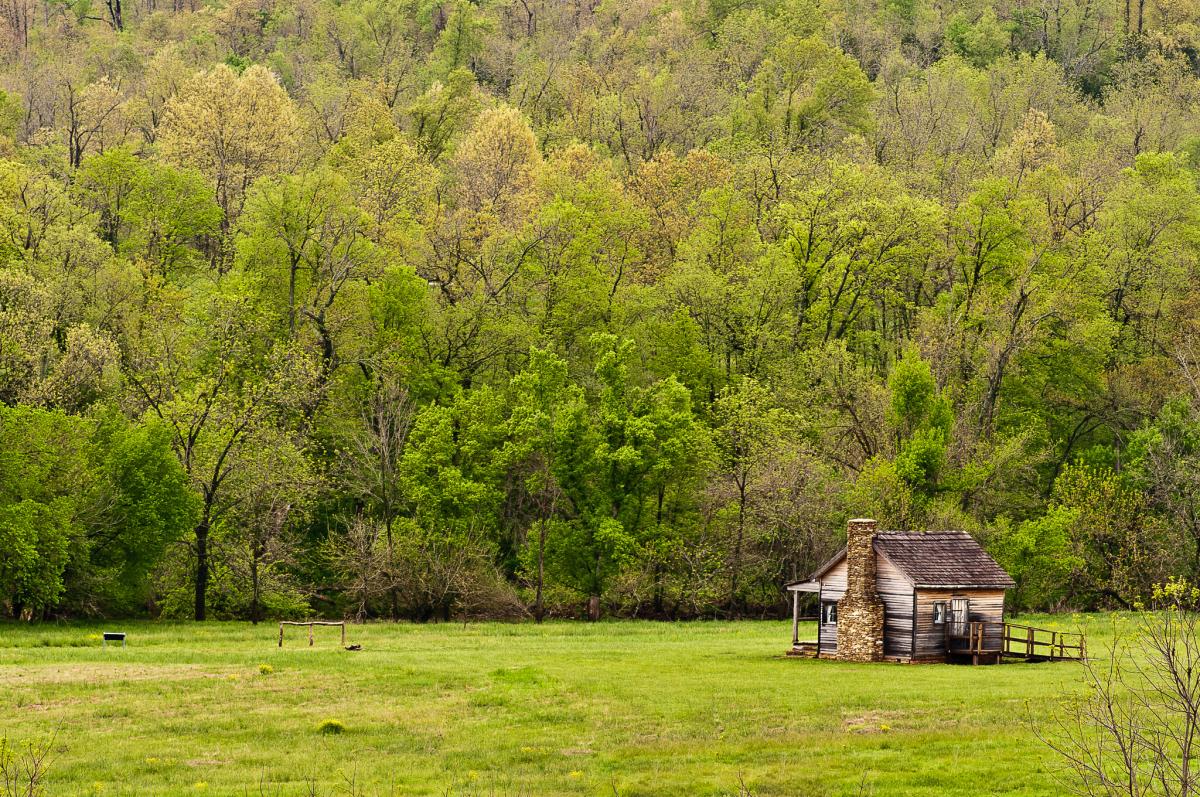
[1, 0, 1199, 623]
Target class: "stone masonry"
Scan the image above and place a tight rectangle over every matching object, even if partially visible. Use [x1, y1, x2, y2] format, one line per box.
[837, 518, 885, 662]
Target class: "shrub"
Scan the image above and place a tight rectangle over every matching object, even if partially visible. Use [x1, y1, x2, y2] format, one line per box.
[258, 663, 273, 675]
[315, 719, 345, 735]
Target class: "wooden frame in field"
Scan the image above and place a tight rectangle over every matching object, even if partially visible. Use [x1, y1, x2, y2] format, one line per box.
[278, 621, 347, 647]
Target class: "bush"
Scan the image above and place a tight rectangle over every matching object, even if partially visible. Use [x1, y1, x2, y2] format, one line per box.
[315, 719, 345, 735]
[257, 663, 273, 675]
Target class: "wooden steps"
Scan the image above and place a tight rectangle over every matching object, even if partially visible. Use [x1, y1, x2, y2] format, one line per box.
[787, 641, 820, 658]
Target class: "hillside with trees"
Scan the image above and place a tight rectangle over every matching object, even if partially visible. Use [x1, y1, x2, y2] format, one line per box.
[2, 0, 1199, 621]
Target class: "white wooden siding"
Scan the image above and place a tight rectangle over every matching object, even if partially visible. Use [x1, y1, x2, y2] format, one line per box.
[877, 553, 914, 658]
[818, 560, 847, 656]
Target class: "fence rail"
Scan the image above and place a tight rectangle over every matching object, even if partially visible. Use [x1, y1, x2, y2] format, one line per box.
[946, 621, 1085, 662]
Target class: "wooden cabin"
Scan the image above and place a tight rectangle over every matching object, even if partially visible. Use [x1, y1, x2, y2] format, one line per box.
[786, 519, 1017, 663]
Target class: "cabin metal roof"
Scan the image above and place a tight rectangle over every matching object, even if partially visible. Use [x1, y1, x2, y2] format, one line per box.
[788, 530, 1015, 590]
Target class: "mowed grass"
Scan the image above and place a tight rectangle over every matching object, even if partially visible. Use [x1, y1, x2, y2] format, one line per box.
[0, 616, 1112, 796]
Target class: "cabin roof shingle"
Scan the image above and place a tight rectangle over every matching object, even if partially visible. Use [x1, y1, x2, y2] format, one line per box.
[795, 530, 1015, 590]
[873, 531, 1015, 589]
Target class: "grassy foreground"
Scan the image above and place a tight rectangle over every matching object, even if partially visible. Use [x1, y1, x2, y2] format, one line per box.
[0, 616, 1109, 796]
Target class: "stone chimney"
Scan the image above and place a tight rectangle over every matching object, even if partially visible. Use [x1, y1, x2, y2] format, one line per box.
[837, 518, 885, 662]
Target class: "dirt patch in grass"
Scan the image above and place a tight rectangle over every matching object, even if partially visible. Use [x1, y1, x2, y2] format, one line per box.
[0, 664, 230, 686]
[841, 711, 907, 734]
[560, 747, 593, 757]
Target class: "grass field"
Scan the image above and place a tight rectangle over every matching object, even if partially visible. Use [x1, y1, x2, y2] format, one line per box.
[0, 616, 1112, 797]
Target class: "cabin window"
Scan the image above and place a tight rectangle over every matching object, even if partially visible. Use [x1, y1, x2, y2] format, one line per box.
[933, 602, 947, 625]
[821, 601, 838, 625]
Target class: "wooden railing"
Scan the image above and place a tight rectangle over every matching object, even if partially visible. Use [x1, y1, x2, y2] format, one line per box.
[279, 620, 346, 647]
[946, 621, 1002, 656]
[1000, 622, 1085, 661]
[946, 621, 1085, 661]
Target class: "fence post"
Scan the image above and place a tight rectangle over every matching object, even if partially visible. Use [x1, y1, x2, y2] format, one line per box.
[309, 623, 314, 646]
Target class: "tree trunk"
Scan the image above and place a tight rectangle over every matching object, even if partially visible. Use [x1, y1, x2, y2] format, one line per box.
[653, 486, 665, 616]
[194, 520, 210, 621]
[730, 475, 747, 615]
[385, 514, 398, 621]
[249, 546, 261, 625]
[587, 594, 600, 622]
[106, 0, 122, 30]
[288, 260, 298, 336]
[535, 519, 546, 623]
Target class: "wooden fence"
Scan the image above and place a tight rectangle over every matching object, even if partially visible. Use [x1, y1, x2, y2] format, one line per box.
[946, 621, 1085, 661]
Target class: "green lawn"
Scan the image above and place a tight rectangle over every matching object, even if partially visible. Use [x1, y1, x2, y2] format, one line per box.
[0, 616, 1110, 796]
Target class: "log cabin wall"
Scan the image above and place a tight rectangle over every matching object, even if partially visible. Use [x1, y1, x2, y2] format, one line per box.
[877, 553, 915, 660]
[818, 559, 846, 657]
[815, 552, 916, 660]
[912, 588, 1005, 661]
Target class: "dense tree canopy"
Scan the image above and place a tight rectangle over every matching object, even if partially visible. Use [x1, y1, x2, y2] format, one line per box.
[2, 0, 1200, 619]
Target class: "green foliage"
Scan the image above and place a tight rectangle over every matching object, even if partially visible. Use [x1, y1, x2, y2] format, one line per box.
[1148, 576, 1200, 610]
[849, 458, 920, 530]
[429, 0, 491, 78]
[0, 406, 88, 615]
[734, 35, 875, 149]
[1045, 463, 1161, 608]
[944, 9, 1010, 67]
[315, 719, 345, 735]
[84, 414, 202, 611]
[0, 405, 198, 617]
[0, 500, 73, 615]
[0, 90, 20, 142]
[887, 351, 952, 502]
[4, 0, 1200, 621]
[986, 507, 1083, 610]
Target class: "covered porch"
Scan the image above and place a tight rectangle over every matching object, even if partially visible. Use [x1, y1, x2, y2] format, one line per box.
[785, 580, 820, 657]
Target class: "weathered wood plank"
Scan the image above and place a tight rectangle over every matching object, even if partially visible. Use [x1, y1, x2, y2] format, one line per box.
[878, 553, 914, 657]
[912, 588, 1006, 660]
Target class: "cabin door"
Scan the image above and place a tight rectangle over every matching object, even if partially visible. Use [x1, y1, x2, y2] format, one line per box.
[950, 598, 969, 636]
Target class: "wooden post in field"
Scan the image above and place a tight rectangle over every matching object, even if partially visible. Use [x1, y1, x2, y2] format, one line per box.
[791, 590, 800, 647]
[308, 624, 314, 646]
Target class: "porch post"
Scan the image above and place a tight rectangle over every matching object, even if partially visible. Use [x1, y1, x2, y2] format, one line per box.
[791, 589, 800, 647]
